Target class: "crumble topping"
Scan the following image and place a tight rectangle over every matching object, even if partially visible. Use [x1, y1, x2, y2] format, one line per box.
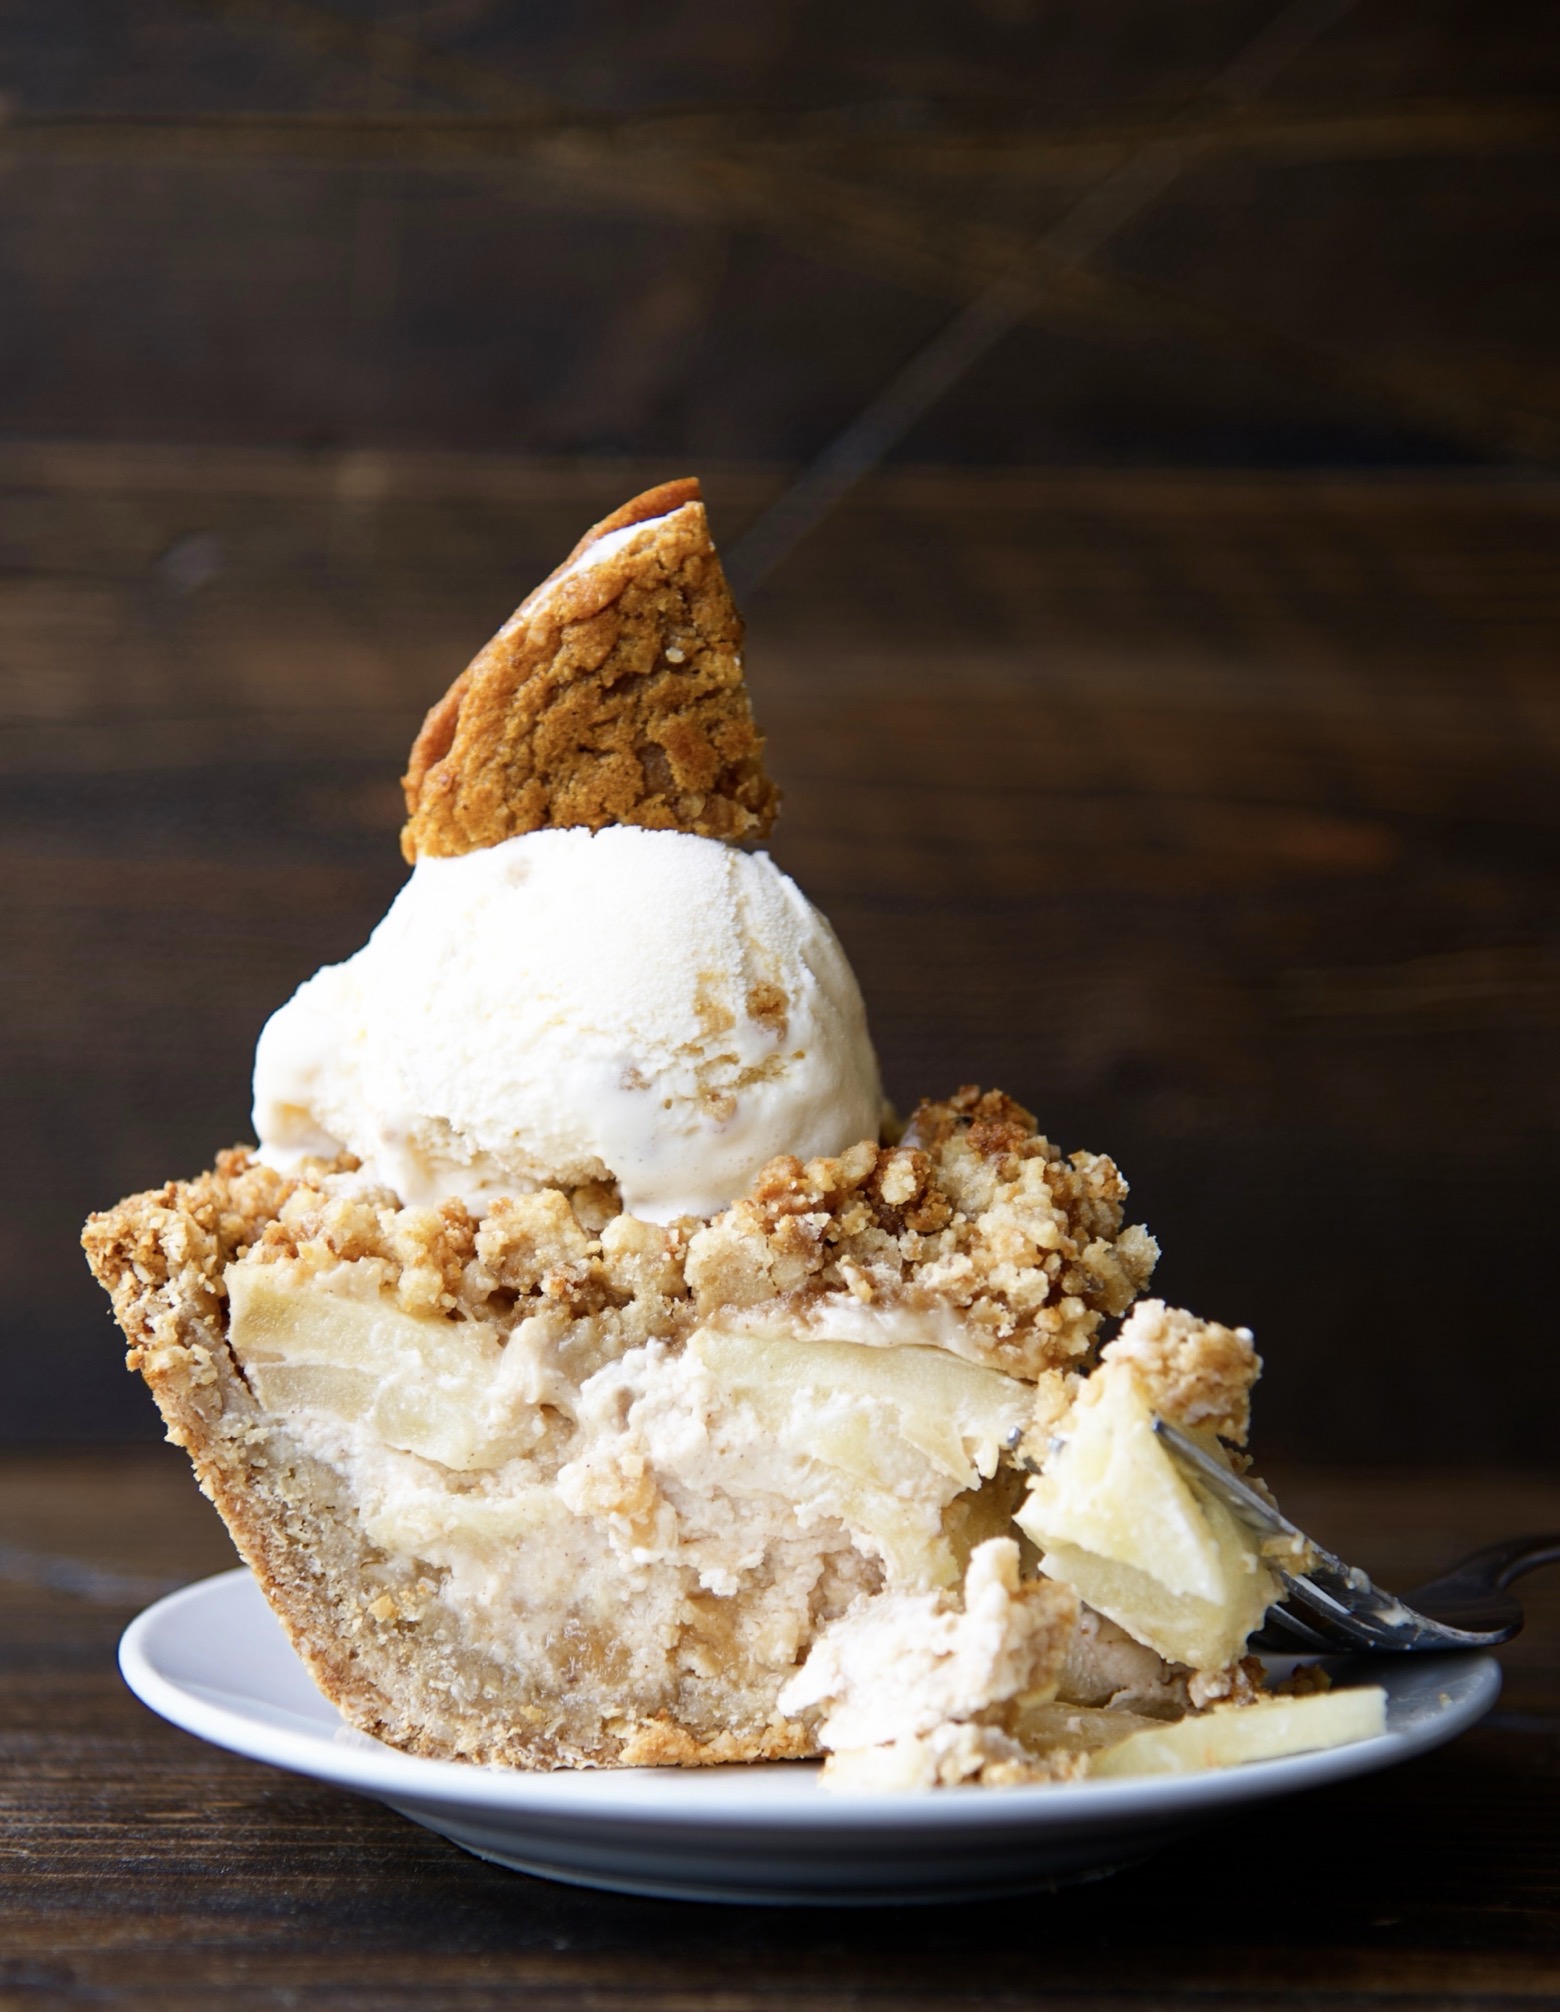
[82, 1147, 304, 1361]
[685, 1088, 1158, 1381]
[1101, 1298, 1261, 1445]
[201, 1086, 1157, 1388]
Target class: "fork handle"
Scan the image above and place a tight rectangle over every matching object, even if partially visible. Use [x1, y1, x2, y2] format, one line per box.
[1407, 1532, 1560, 1607]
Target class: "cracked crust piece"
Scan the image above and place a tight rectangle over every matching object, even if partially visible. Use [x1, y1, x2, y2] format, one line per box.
[400, 478, 779, 861]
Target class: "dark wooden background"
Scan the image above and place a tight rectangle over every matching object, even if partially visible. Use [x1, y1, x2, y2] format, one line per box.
[3, 1, 1558, 1461]
[2, 10, 1560, 2006]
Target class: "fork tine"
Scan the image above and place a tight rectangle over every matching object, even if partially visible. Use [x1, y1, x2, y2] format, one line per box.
[1152, 1418, 1361, 1647]
[1153, 1415, 1516, 1653]
[1151, 1419, 1312, 1557]
[1248, 1605, 1337, 1654]
[1277, 1570, 1394, 1644]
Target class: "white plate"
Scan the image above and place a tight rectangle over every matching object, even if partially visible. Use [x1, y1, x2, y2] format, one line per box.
[121, 1569, 1500, 1906]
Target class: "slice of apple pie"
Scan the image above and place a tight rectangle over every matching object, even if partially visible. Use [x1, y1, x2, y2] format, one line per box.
[83, 481, 1382, 1784]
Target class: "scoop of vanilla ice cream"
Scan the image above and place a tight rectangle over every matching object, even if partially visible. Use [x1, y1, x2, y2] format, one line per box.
[252, 826, 882, 1223]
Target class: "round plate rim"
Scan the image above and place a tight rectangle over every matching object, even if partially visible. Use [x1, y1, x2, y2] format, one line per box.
[120, 1567, 1502, 1835]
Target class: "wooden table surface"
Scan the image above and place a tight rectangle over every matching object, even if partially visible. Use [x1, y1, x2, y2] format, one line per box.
[2, 1452, 1557, 2008]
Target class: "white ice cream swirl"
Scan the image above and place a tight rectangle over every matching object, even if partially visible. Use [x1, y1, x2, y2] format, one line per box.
[253, 826, 883, 1223]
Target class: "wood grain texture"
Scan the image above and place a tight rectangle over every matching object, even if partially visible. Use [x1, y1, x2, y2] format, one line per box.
[2, 5, 1558, 1453]
[4, 452, 1556, 1455]
[1, 1, 1557, 466]
[0, 1454, 1556, 2007]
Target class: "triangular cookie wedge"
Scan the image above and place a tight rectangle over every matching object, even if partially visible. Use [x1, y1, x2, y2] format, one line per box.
[401, 477, 779, 861]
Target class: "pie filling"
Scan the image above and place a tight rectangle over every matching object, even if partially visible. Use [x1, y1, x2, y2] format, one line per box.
[88, 1095, 1383, 1787]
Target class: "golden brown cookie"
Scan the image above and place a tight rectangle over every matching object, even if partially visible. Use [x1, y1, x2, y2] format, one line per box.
[400, 478, 779, 861]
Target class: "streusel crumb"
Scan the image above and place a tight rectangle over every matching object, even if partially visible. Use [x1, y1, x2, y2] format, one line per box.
[688, 1088, 1158, 1379]
[81, 1147, 322, 1363]
[1101, 1297, 1261, 1444]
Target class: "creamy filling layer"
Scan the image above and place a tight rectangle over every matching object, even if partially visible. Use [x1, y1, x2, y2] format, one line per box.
[226, 1260, 1032, 1704]
[224, 1252, 1339, 1778]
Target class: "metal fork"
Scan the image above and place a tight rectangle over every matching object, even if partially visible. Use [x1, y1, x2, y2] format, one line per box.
[1155, 1419, 1560, 1653]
